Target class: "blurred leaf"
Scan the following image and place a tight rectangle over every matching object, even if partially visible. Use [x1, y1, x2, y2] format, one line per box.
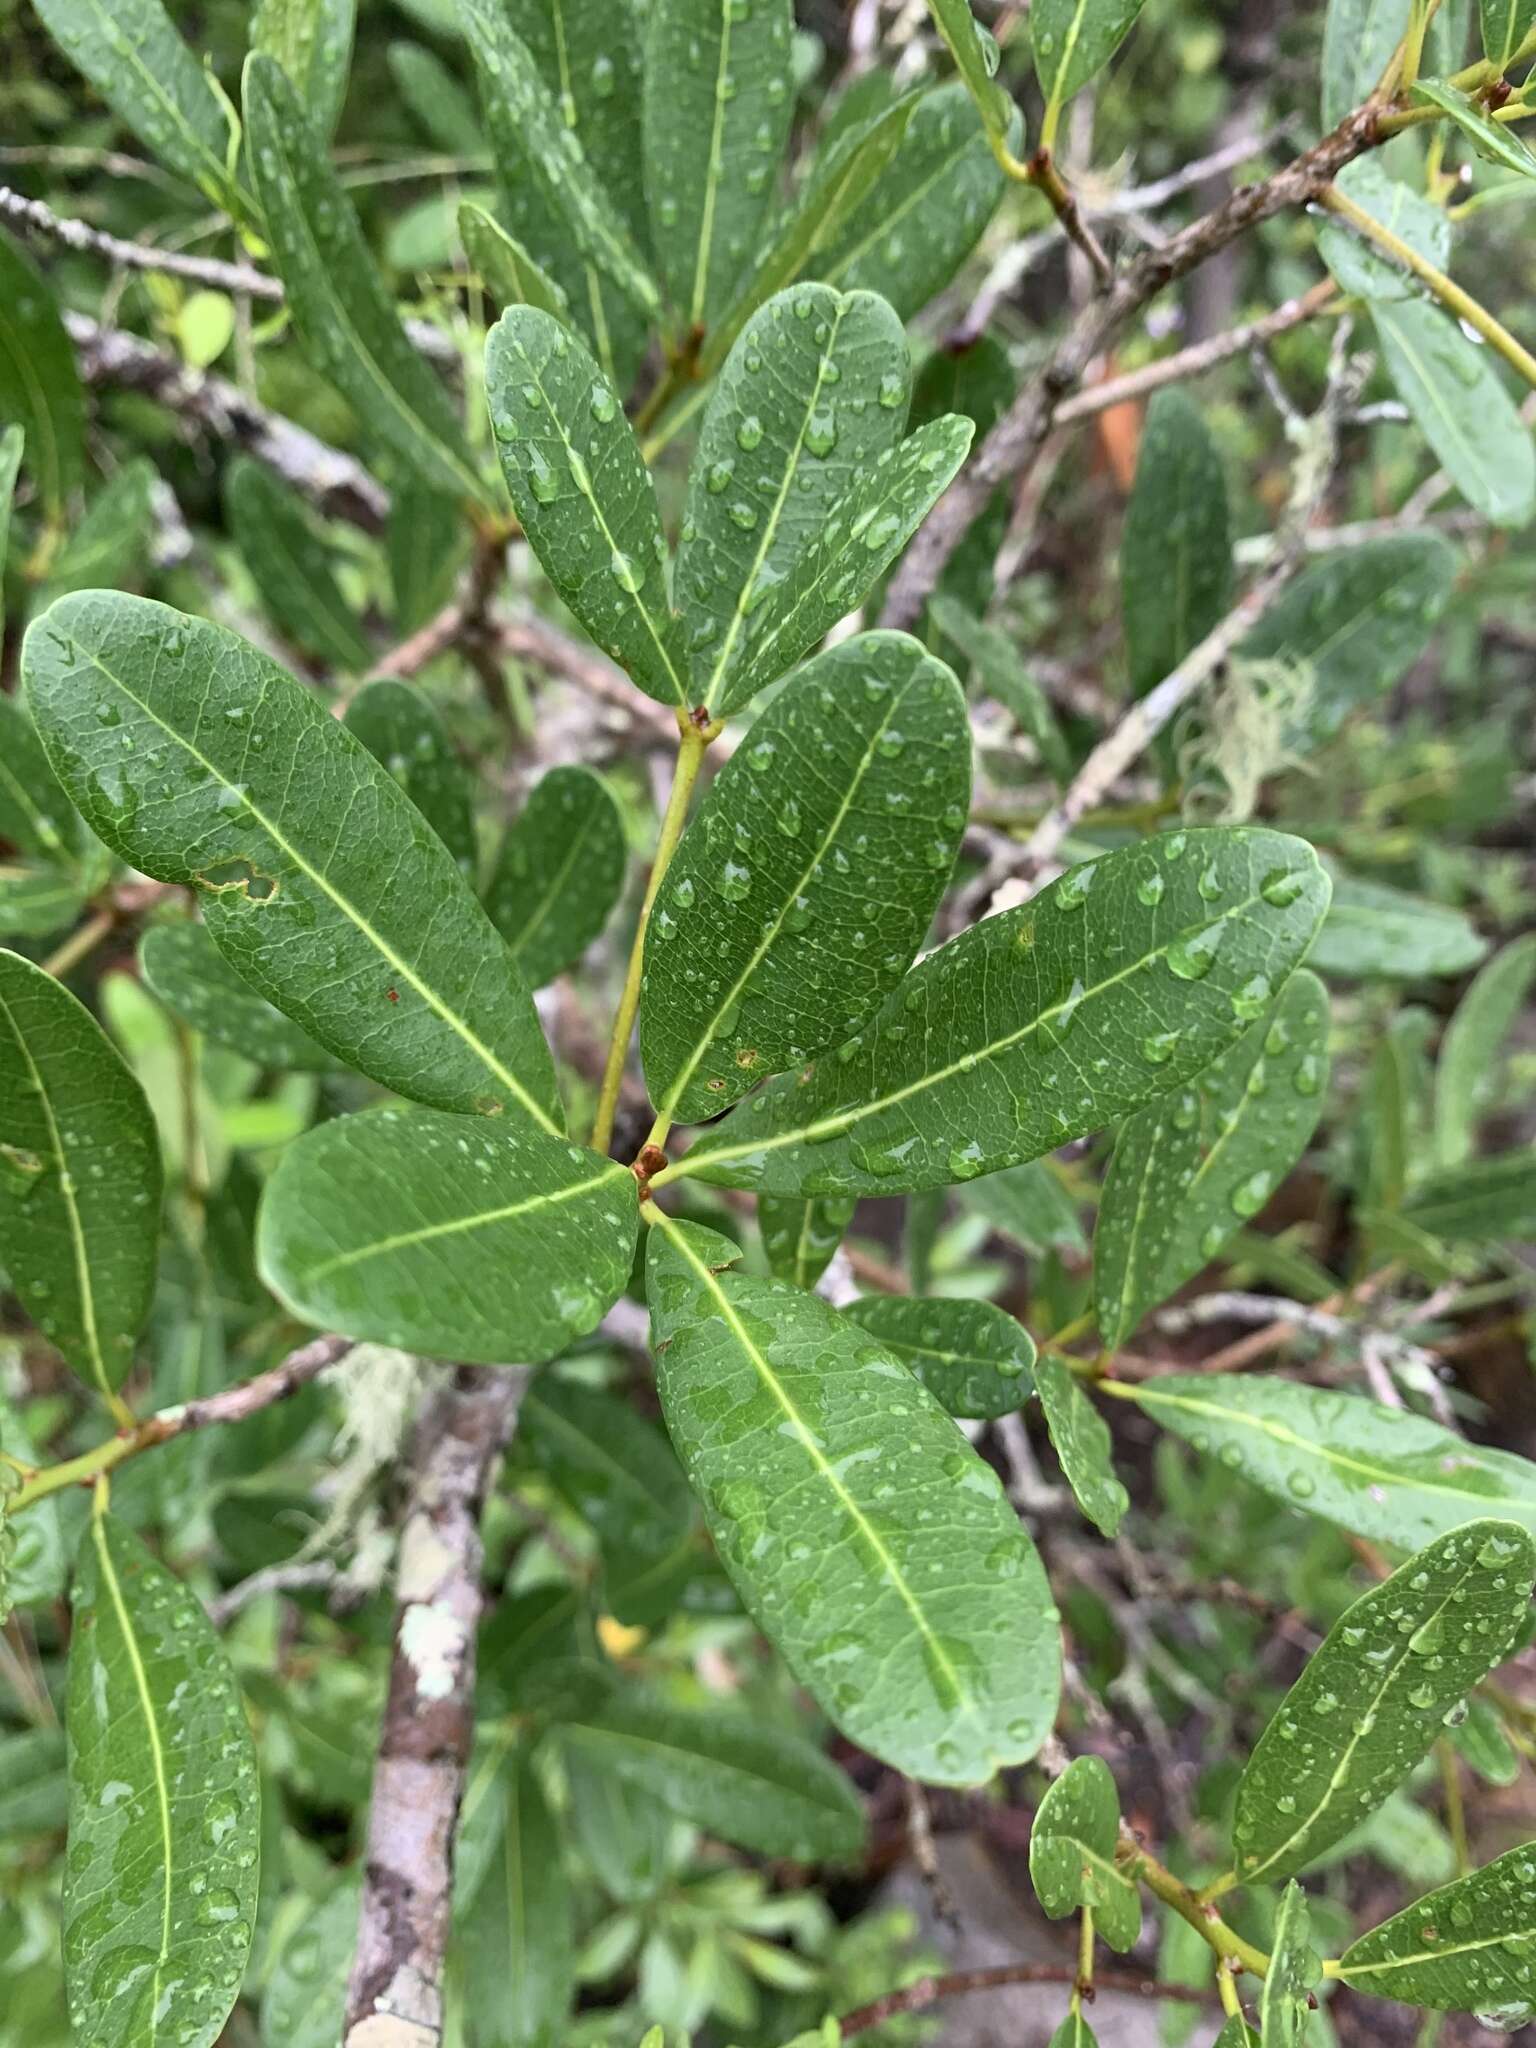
[343, 678, 478, 878]
[0, 233, 83, 517]
[1321, 0, 1404, 125]
[40, 458, 158, 603]
[960, 1159, 1088, 1256]
[926, 0, 1014, 154]
[1400, 1148, 1536, 1242]
[388, 39, 486, 151]
[140, 920, 342, 1072]
[562, 1736, 674, 1903]
[226, 458, 371, 672]
[461, 1755, 574, 2048]
[760, 1194, 856, 1289]
[1480, 0, 1536, 65]
[932, 595, 1069, 780]
[1336, 1844, 1536, 2014]
[1372, 296, 1536, 528]
[1121, 389, 1232, 699]
[0, 864, 89, 938]
[0, 695, 87, 868]
[1034, 1351, 1129, 1537]
[1433, 933, 1536, 1165]
[0, 1398, 65, 1610]
[0, 423, 22, 598]
[1309, 873, 1487, 980]
[843, 1295, 1036, 1417]
[262, 1878, 360, 2048]
[387, 475, 462, 634]
[459, 201, 570, 319]
[520, 1373, 690, 1570]
[252, 0, 356, 137]
[1029, 1755, 1139, 1951]
[1449, 1697, 1522, 1785]
[485, 765, 627, 986]
[1033, 0, 1149, 119]
[1318, 157, 1453, 303]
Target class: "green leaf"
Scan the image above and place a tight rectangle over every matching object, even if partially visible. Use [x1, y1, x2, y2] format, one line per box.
[485, 764, 627, 987]
[1413, 76, 1536, 177]
[709, 414, 975, 717]
[1049, 2020, 1100, 2048]
[1215, 2023, 1259, 2048]
[1028, 1755, 1140, 1952]
[1121, 390, 1232, 699]
[906, 338, 1015, 618]
[842, 1296, 1036, 1418]
[1435, 934, 1536, 1165]
[485, 307, 689, 711]
[0, 693, 87, 869]
[257, 1105, 638, 1364]
[1336, 1843, 1536, 2015]
[1033, 1352, 1129, 1538]
[140, 920, 342, 1073]
[0, 233, 84, 518]
[558, 1683, 865, 1859]
[1258, 1881, 1316, 2048]
[0, 863, 89, 939]
[251, 0, 355, 138]
[1308, 872, 1488, 980]
[0, 949, 162, 1399]
[0, 1398, 65, 1613]
[1032, 0, 1149, 119]
[1116, 1373, 1536, 1547]
[681, 826, 1330, 1196]
[342, 678, 478, 879]
[678, 286, 911, 710]
[461, 1753, 574, 2048]
[1321, 0, 1406, 126]
[1237, 535, 1458, 741]
[641, 0, 795, 332]
[926, 0, 1015, 154]
[1449, 1697, 1522, 1786]
[244, 53, 491, 508]
[25, 593, 559, 1125]
[32, 0, 247, 215]
[389, 40, 487, 152]
[387, 475, 463, 634]
[760, 1194, 856, 1289]
[40, 457, 158, 604]
[960, 1160, 1088, 1257]
[1094, 970, 1331, 1348]
[646, 1215, 1061, 1784]
[1373, 295, 1536, 528]
[931, 596, 1070, 781]
[263, 1878, 360, 2048]
[458, 200, 571, 320]
[64, 1513, 260, 2048]
[1235, 1520, 1534, 1885]
[226, 459, 371, 673]
[1317, 157, 1453, 304]
[641, 632, 970, 1125]
[816, 83, 1008, 321]
[1480, 0, 1536, 65]
[1400, 1148, 1536, 1243]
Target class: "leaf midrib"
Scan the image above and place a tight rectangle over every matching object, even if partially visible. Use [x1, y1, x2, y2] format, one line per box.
[690, 0, 738, 327]
[69, 0, 231, 196]
[822, 115, 982, 286]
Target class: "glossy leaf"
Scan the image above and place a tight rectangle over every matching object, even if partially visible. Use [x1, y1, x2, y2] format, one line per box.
[682, 826, 1330, 1196]
[25, 594, 559, 1125]
[932, 596, 1070, 781]
[1308, 873, 1487, 980]
[1028, 1755, 1139, 1952]
[252, 0, 356, 137]
[1336, 1843, 1536, 2015]
[32, 0, 246, 214]
[557, 1684, 866, 1858]
[646, 1215, 1061, 1784]
[140, 920, 342, 1073]
[1048, 2018, 1098, 2048]
[458, 200, 570, 320]
[1374, 296, 1536, 528]
[710, 414, 975, 716]
[677, 286, 911, 709]
[0, 949, 162, 1399]
[244, 54, 491, 508]
[226, 459, 371, 674]
[1435, 934, 1536, 1165]
[1033, 1352, 1129, 1537]
[1481, 0, 1536, 64]
[461, 1754, 574, 2048]
[1032, 0, 1149, 117]
[1401, 1148, 1536, 1243]
[262, 1879, 360, 2048]
[1122, 390, 1232, 699]
[817, 83, 1007, 320]
[486, 765, 627, 986]
[1318, 156, 1453, 303]
[842, 1296, 1035, 1418]
[1234, 1520, 1535, 1884]
[1094, 970, 1330, 1348]
[40, 457, 158, 604]
[1258, 1881, 1315, 2048]
[1119, 1373, 1536, 1547]
[0, 693, 87, 869]
[760, 1194, 856, 1289]
[641, 0, 795, 331]
[1237, 535, 1458, 740]
[486, 308, 689, 711]
[257, 1105, 638, 1364]
[1413, 76, 1536, 176]
[926, 0, 1014, 153]
[64, 1513, 260, 2048]
[0, 233, 83, 517]
[343, 679, 478, 879]
[641, 633, 970, 1125]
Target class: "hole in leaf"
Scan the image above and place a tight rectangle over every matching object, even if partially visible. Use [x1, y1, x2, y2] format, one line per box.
[197, 858, 280, 902]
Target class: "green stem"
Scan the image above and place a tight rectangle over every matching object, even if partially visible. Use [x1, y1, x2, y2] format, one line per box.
[1320, 183, 1536, 390]
[1399, 0, 1440, 94]
[1218, 1958, 1244, 2021]
[1071, 1908, 1095, 2016]
[1439, 1737, 1471, 1875]
[1125, 1839, 1271, 1980]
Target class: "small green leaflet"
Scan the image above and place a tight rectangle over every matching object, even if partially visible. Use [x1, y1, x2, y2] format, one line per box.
[932, 596, 1069, 781]
[225, 459, 371, 674]
[486, 764, 627, 987]
[251, 0, 356, 138]
[1049, 2020, 1099, 2048]
[760, 1194, 856, 1289]
[1309, 873, 1488, 980]
[1372, 296, 1536, 529]
[64, 1514, 260, 2048]
[926, 0, 1014, 155]
[460, 1754, 574, 2048]
[1235, 1521, 1535, 1884]
[677, 286, 911, 709]
[1033, 1353, 1129, 1537]
[1032, 0, 1148, 126]
[343, 679, 478, 880]
[141, 921, 341, 1073]
[555, 1685, 866, 1859]
[640, 633, 970, 1125]
[681, 826, 1329, 1196]
[1435, 934, 1536, 1165]
[262, 1878, 360, 2048]
[0, 233, 84, 518]
[642, 0, 795, 331]
[458, 200, 571, 320]
[1336, 1843, 1536, 2015]
[0, 694, 87, 869]
[1112, 1374, 1536, 1548]
[1121, 390, 1232, 699]
[1094, 970, 1330, 1349]
[843, 1296, 1036, 1418]
[0, 949, 162, 1400]
[1481, 0, 1536, 66]
[244, 54, 491, 509]
[1258, 1881, 1316, 2048]
[1028, 1755, 1140, 1952]
[40, 457, 158, 604]
[257, 1106, 638, 1365]
[1317, 157, 1453, 304]
[486, 308, 689, 712]
[646, 1216, 1061, 1784]
[1401, 1149, 1536, 1243]
[1413, 77, 1536, 178]
[25, 594, 559, 1126]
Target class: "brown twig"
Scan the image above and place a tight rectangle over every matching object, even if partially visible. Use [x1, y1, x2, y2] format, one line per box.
[838, 1962, 1222, 2033]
